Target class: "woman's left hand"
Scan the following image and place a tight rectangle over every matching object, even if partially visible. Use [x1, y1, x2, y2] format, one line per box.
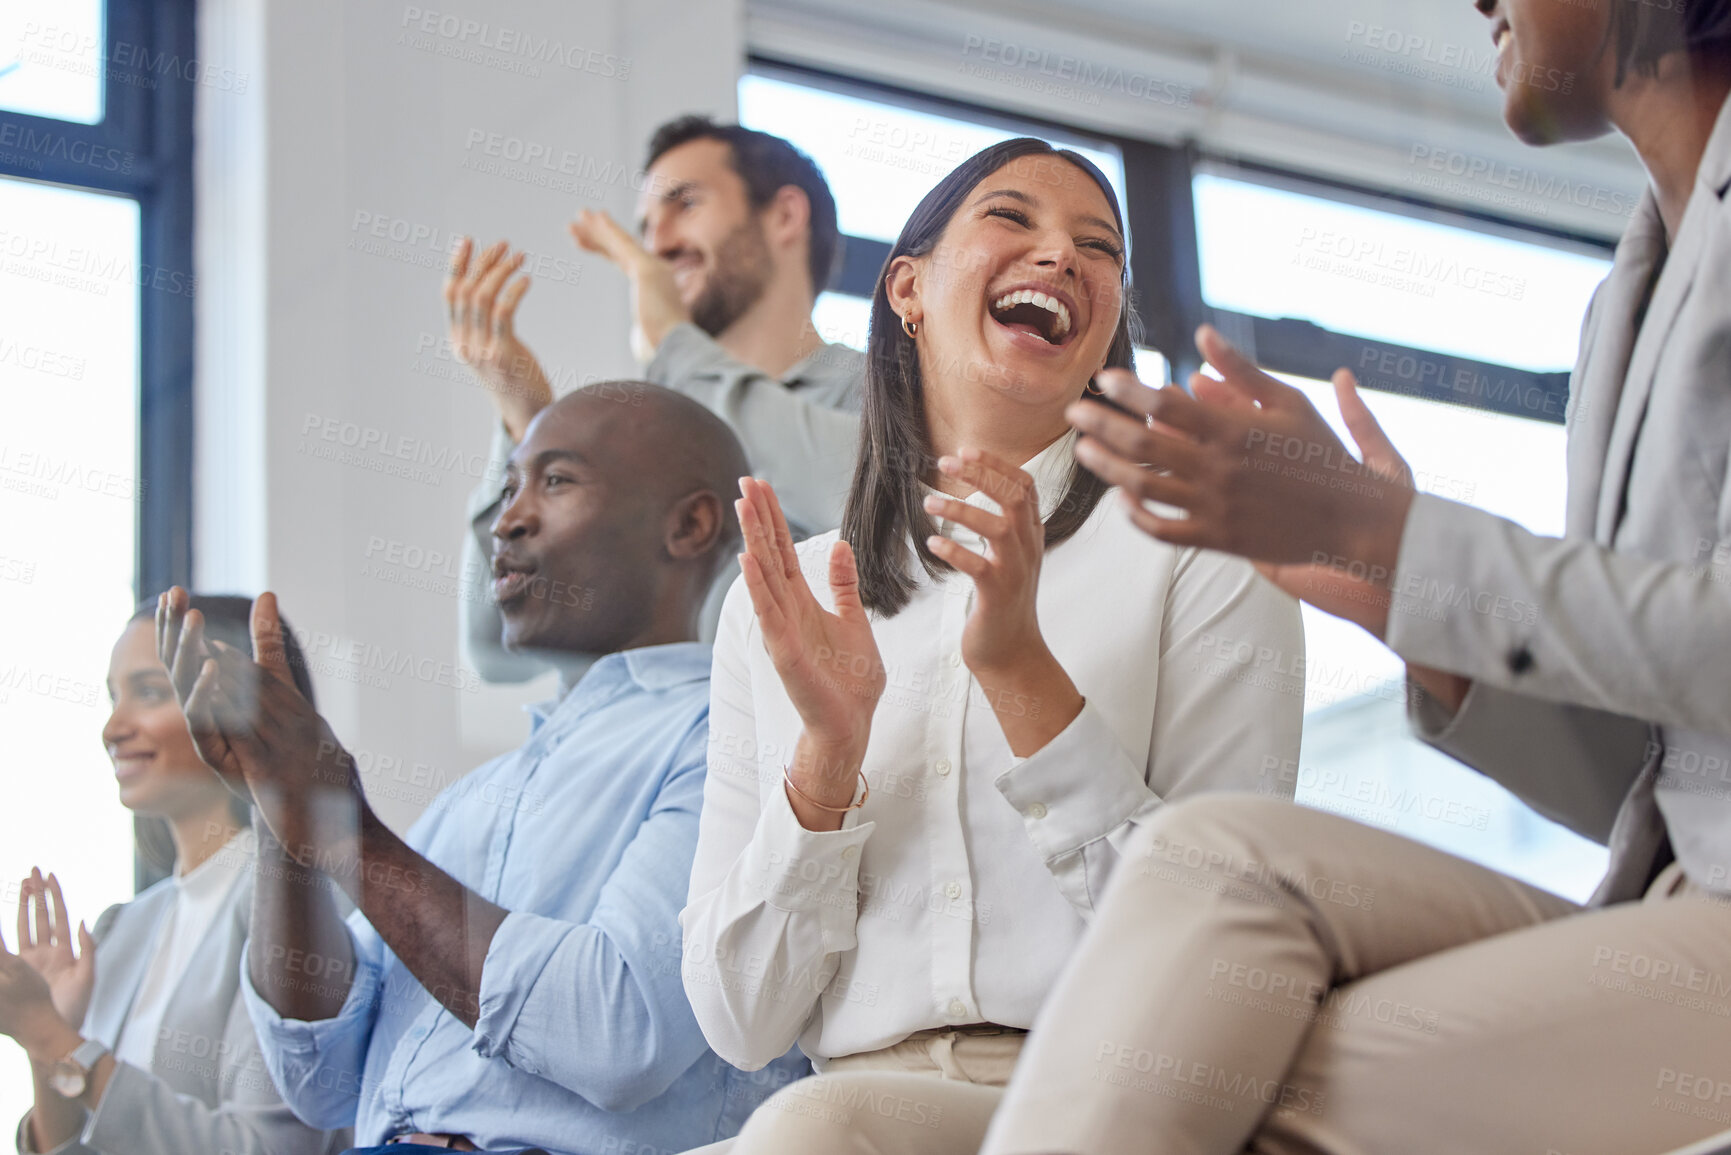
[16, 870, 94, 1032]
[923, 448, 1053, 679]
[923, 449, 1085, 755]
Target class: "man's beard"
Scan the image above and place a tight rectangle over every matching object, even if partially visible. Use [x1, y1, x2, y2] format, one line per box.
[689, 218, 774, 338]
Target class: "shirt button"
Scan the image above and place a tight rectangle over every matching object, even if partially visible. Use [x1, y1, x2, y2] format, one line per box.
[948, 651, 963, 668]
[948, 999, 968, 1018]
[1028, 802, 1048, 819]
[934, 759, 952, 776]
[842, 845, 859, 860]
[945, 881, 963, 900]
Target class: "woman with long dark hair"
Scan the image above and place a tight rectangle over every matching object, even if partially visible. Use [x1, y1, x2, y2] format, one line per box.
[978, 1, 1731, 1152]
[1, 596, 344, 1155]
[680, 138, 1306, 1152]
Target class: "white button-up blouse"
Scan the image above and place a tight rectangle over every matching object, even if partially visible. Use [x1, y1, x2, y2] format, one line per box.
[681, 430, 1306, 1070]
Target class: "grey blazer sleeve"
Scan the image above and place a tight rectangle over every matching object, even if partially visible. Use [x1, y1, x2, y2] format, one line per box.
[1388, 493, 1729, 841]
[458, 421, 549, 684]
[1390, 493, 1731, 742]
[1408, 680, 1652, 844]
[15, 894, 344, 1155]
[76, 994, 340, 1155]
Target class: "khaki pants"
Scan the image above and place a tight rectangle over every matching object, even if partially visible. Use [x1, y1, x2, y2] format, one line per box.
[980, 795, 1731, 1155]
[686, 1029, 1023, 1153]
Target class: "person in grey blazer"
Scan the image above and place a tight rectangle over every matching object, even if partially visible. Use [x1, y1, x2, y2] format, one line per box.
[0, 597, 345, 1155]
[966, 2, 1731, 1154]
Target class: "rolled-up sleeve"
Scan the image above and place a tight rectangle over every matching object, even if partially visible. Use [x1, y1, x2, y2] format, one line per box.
[469, 723, 716, 1113]
[240, 913, 382, 1131]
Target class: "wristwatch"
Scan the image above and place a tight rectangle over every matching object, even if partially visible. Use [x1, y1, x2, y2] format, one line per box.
[49, 1038, 109, 1099]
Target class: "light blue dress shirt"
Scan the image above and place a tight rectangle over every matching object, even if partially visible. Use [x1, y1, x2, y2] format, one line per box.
[241, 643, 810, 1154]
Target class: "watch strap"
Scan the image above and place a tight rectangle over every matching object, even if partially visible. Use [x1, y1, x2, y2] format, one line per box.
[67, 1038, 108, 1071]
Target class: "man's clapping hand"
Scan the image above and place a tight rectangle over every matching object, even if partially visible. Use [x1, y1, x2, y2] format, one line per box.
[446, 237, 554, 442]
[569, 209, 692, 363]
[157, 589, 368, 868]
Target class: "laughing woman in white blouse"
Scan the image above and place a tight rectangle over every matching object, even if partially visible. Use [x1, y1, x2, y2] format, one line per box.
[678, 138, 1305, 1154]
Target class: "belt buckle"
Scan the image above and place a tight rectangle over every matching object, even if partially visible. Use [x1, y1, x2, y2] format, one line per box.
[953, 1022, 1026, 1038]
[390, 1134, 475, 1150]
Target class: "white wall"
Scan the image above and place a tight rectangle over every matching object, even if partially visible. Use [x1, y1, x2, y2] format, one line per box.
[196, 0, 744, 829]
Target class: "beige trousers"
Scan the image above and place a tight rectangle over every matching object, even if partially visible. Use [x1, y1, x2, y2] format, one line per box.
[686, 1028, 1024, 1153]
[980, 795, 1731, 1155]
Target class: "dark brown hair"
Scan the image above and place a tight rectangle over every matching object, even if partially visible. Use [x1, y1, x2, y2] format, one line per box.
[1608, 0, 1731, 83]
[646, 115, 842, 297]
[127, 594, 316, 876]
[842, 138, 1140, 616]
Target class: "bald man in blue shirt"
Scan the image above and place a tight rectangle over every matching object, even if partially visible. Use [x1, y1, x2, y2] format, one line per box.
[156, 383, 808, 1155]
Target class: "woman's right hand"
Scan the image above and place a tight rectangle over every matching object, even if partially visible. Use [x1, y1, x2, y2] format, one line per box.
[736, 477, 884, 814]
[16, 870, 95, 1032]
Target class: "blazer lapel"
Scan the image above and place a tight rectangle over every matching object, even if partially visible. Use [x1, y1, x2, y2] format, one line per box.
[1564, 192, 1658, 538]
[150, 877, 250, 1100]
[1594, 94, 1731, 542]
[1579, 195, 1668, 542]
[84, 886, 173, 1047]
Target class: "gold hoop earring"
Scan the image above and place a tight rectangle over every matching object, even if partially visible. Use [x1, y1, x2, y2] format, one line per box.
[1085, 378, 1105, 396]
[902, 316, 918, 339]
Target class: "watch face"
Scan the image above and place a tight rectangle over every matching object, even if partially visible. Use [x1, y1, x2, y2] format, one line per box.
[49, 1061, 86, 1099]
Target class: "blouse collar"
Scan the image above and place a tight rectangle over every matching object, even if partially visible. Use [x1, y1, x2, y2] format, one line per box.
[921, 428, 1080, 547]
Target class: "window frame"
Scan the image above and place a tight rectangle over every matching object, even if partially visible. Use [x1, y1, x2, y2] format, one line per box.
[747, 55, 1618, 421]
[0, 0, 196, 601]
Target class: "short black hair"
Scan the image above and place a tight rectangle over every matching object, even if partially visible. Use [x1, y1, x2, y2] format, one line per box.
[1609, 0, 1731, 84]
[646, 115, 842, 299]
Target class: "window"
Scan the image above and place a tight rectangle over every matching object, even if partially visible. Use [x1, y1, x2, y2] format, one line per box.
[1192, 170, 1615, 901]
[0, 0, 106, 123]
[740, 71, 1127, 246]
[743, 63, 1619, 902]
[0, 0, 193, 1126]
[742, 67, 1164, 371]
[1193, 171, 1609, 373]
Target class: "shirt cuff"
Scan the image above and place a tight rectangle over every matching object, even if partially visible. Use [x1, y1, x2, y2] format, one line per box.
[15, 1109, 83, 1155]
[739, 784, 874, 951]
[239, 927, 376, 1059]
[994, 699, 1159, 862]
[644, 323, 720, 388]
[471, 910, 570, 1075]
[1406, 671, 1483, 743]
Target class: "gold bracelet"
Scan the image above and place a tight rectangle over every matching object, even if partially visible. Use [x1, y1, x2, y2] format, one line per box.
[782, 765, 871, 813]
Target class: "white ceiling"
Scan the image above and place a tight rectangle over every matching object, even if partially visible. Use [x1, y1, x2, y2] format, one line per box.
[748, 0, 1648, 240]
[1009, 0, 1504, 94]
